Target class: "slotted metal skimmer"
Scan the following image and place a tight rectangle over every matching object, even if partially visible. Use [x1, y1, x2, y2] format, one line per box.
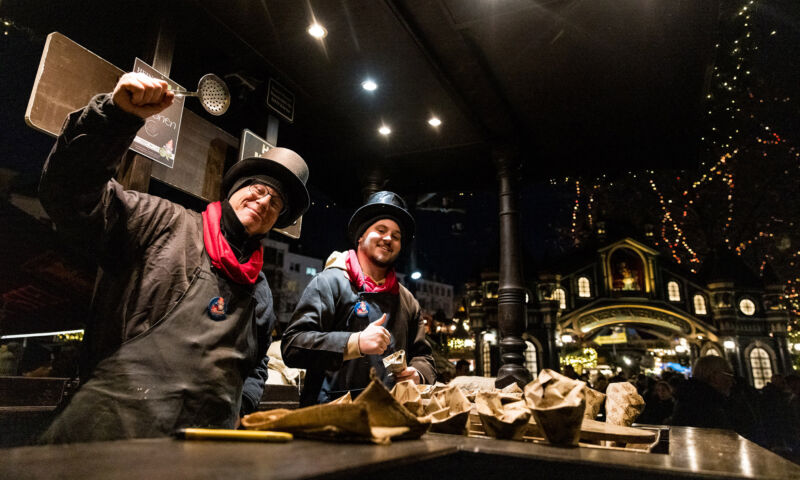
[172, 74, 230, 115]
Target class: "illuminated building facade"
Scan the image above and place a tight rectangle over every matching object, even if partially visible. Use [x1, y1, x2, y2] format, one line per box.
[466, 237, 795, 389]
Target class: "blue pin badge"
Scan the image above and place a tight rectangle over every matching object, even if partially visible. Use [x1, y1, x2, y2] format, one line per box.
[208, 296, 227, 320]
[354, 300, 369, 318]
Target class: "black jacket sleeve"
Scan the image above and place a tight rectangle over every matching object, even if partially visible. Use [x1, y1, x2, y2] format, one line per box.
[400, 289, 437, 384]
[281, 272, 352, 373]
[240, 274, 277, 416]
[38, 94, 178, 268]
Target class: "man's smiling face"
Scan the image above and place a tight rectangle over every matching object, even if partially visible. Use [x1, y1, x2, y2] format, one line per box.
[357, 219, 402, 268]
[229, 183, 283, 235]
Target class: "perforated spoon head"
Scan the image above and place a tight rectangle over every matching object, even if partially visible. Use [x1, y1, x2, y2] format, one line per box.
[196, 74, 230, 115]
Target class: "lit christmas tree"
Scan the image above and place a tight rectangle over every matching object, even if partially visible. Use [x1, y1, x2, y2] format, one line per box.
[545, 0, 800, 327]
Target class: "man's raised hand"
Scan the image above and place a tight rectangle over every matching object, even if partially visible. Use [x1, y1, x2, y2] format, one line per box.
[358, 314, 391, 355]
[112, 72, 174, 119]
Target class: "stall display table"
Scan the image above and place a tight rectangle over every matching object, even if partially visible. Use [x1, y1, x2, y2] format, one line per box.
[2, 426, 799, 479]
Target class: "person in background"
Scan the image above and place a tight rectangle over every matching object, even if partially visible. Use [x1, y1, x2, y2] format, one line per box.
[670, 356, 735, 429]
[37, 72, 310, 443]
[282, 192, 436, 405]
[592, 374, 609, 394]
[455, 359, 471, 377]
[638, 380, 675, 425]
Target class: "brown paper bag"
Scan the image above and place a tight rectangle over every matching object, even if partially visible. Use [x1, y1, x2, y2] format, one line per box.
[475, 392, 531, 440]
[241, 403, 373, 441]
[243, 378, 429, 444]
[605, 382, 645, 427]
[355, 377, 431, 441]
[583, 386, 606, 419]
[390, 380, 424, 416]
[427, 384, 473, 435]
[524, 369, 586, 447]
[382, 350, 407, 375]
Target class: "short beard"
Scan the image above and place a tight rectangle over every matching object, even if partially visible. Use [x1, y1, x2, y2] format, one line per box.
[371, 255, 394, 268]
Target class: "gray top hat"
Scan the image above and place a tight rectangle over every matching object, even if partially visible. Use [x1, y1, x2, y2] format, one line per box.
[347, 191, 415, 244]
[221, 147, 310, 229]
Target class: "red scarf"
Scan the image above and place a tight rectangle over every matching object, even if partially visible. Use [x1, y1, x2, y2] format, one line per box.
[202, 202, 263, 284]
[345, 249, 399, 294]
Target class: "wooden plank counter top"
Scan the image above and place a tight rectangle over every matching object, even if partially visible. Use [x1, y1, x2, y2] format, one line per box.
[2, 427, 798, 479]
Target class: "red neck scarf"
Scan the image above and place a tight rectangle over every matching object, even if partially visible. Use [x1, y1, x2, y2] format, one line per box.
[345, 249, 398, 294]
[202, 202, 263, 284]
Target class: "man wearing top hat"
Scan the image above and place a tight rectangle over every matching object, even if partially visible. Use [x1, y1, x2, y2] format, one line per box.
[37, 72, 310, 443]
[282, 192, 436, 406]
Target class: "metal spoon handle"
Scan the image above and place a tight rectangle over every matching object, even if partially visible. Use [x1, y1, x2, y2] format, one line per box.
[172, 91, 200, 97]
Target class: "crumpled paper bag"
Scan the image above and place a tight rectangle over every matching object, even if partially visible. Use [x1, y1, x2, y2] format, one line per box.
[383, 350, 407, 375]
[605, 382, 644, 427]
[390, 380, 424, 416]
[524, 369, 586, 446]
[354, 376, 430, 441]
[425, 384, 473, 435]
[475, 392, 531, 440]
[582, 385, 606, 419]
[242, 377, 429, 444]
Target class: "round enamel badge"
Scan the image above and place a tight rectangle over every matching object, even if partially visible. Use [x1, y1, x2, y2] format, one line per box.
[354, 300, 369, 317]
[207, 296, 227, 320]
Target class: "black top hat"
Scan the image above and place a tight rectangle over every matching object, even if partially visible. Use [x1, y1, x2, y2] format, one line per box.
[348, 191, 415, 244]
[221, 147, 310, 229]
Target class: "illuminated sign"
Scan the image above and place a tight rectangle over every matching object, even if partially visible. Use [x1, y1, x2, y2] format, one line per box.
[578, 306, 692, 334]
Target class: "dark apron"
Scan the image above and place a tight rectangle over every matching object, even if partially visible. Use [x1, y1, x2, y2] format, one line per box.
[316, 290, 399, 404]
[41, 254, 258, 444]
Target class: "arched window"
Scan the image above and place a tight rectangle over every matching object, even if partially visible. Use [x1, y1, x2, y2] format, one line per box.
[693, 294, 707, 315]
[749, 347, 773, 389]
[739, 298, 756, 316]
[524, 341, 538, 380]
[667, 281, 681, 302]
[577, 277, 591, 298]
[482, 342, 491, 377]
[553, 288, 567, 310]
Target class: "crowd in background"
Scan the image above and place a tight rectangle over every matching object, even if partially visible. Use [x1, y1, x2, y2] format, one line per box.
[569, 360, 800, 463]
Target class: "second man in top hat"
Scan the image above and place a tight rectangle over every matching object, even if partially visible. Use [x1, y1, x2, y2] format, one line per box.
[282, 191, 437, 405]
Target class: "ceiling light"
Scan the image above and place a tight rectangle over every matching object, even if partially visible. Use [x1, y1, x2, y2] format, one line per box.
[428, 117, 442, 127]
[307, 23, 327, 39]
[361, 80, 377, 91]
[378, 125, 391, 135]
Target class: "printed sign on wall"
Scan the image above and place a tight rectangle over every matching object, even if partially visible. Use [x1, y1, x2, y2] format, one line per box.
[130, 58, 186, 168]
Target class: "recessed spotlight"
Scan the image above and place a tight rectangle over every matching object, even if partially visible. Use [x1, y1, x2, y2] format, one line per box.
[428, 116, 442, 127]
[307, 23, 327, 39]
[378, 125, 391, 135]
[361, 80, 378, 91]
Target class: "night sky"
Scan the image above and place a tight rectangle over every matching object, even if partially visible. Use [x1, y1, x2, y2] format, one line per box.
[2, 1, 799, 294]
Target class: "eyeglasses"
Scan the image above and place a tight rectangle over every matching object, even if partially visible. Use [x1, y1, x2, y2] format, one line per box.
[249, 184, 285, 214]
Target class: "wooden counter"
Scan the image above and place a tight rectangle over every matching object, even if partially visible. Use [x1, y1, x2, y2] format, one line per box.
[2, 427, 798, 479]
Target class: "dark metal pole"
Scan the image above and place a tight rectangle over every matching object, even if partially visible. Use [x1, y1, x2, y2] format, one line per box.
[494, 147, 531, 389]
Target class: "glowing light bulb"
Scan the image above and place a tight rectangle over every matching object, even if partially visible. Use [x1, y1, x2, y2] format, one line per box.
[307, 23, 327, 39]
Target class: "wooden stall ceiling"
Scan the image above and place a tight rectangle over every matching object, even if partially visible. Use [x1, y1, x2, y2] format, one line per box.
[25, 32, 237, 203]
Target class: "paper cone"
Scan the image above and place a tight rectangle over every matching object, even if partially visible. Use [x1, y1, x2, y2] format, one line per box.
[524, 369, 586, 447]
[475, 392, 531, 440]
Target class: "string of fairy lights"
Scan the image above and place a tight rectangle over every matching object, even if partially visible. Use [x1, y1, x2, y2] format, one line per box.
[547, 0, 800, 317]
